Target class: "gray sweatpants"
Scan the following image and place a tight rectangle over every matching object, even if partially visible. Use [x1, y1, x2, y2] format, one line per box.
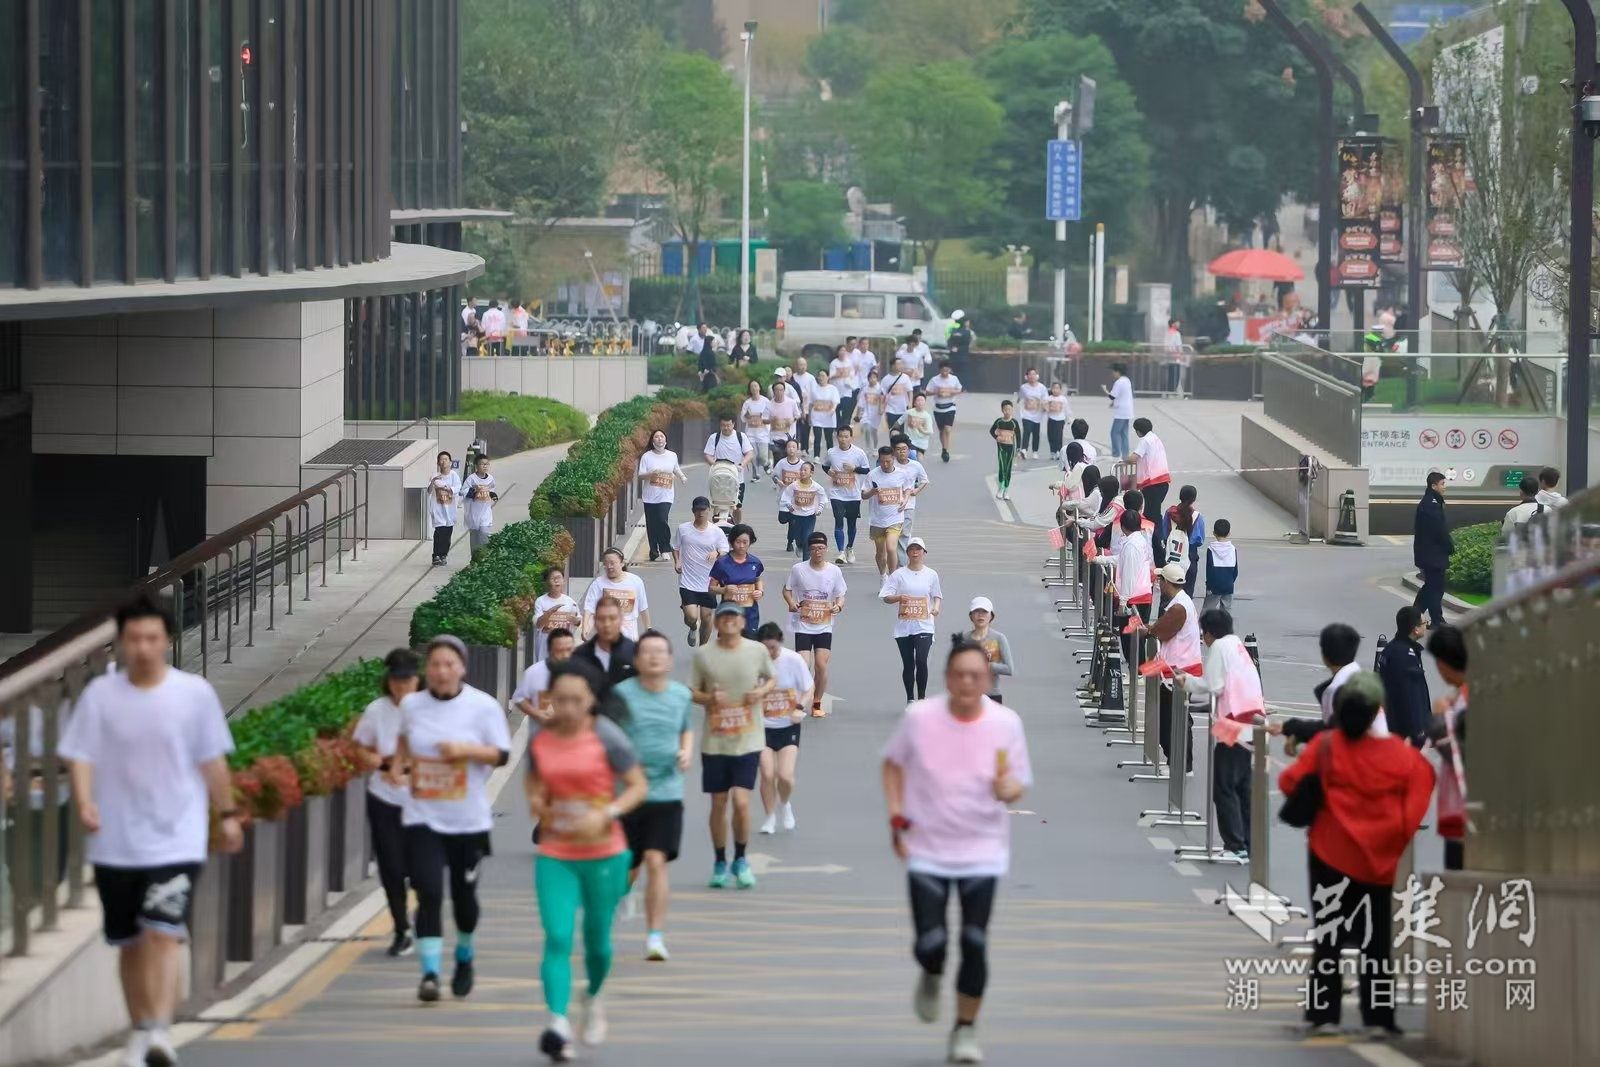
[898, 510, 917, 556]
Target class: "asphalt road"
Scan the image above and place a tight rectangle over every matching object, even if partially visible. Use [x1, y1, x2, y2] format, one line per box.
[176, 411, 1428, 1066]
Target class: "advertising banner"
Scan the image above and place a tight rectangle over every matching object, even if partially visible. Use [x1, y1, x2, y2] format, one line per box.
[1425, 135, 1468, 270]
[1335, 137, 1383, 288]
[1378, 140, 1405, 264]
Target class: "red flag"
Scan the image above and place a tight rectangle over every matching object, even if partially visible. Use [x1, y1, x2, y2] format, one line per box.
[1048, 526, 1066, 550]
[1138, 655, 1174, 679]
[1121, 616, 1143, 634]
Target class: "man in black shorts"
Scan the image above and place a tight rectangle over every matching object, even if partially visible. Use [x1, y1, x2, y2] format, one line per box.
[671, 496, 731, 647]
[755, 623, 816, 834]
[928, 361, 964, 463]
[782, 531, 848, 717]
[61, 598, 242, 1067]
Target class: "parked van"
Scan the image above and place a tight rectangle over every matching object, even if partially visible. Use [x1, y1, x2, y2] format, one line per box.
[775, 271, 952, 360]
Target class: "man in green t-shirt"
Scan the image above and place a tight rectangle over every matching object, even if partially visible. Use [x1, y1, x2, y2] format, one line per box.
[690, 602, 776, 889]
[614, 631, 695, 962]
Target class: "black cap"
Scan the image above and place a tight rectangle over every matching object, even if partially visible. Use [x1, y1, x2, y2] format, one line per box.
[692, 495, 711, 510]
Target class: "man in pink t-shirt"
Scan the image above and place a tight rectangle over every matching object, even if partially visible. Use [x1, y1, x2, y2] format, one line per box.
[881, 641, 1032, 1065]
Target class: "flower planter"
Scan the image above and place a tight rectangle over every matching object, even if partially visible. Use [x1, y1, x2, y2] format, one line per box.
[227, 818, 286, 962]
[327, 779, 368, 893]
[466, 643, 513, 705]
[188, 849, 231, 1001]
[283, 794, 332, 926]
[556, 514, 601, 577]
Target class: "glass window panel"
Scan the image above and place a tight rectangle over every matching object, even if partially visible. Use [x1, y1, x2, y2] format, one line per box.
[133, 0, 163, 279]
[90, 0, 123, 281]
[174, 0, 200, 277]
[788, 293, 835, 318]
[0, 0, 23, 286]
[206, 0, 230, 272]
[840, 294, 885, 319]
[293, 0, 307, 268]
[240, 0, 260, 272]
[260, 0, 279, 271]
[40, 0, 82, 282]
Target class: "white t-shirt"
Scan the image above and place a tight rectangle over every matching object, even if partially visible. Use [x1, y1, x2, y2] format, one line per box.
[639, 450, 682, 505]
[739, 397, 772, 444]
[896, 343, 931, 379]
[785, 560, 847, 635]
[779, 479, 827, 518]
[883, 565, 943, 637]
[511, 660, 554, 720]
[897, 457, 929, 512]
[792, 371, 818, 408]
[1109, 377, 1135, 420]
[428, 470, 462, 529]
[398, 685, 512, 835]
[353, 696, 409, 808]
[583, 572, 650, 639]
[481, 307, 506, 337]
[461, 472, 497, 531]
[929, 373, 963, 411]
[1044, 392, 1070, 422]
[808, 384, 842, 429]
[705, 431, 753, 484]
[766, 396, 801, 441]
[59, 669, 235, 868]
[1017, 381, 1049, 423]
[853, 347, 878, 386]
[773, 456, 808, 493]
[762, 647, 815, 728]
[533, 593, 582, 660]
[881, 371, 915, 416]
[828, 357, 858, 396]
[867, 465, 916, 528]
[673, 521, 730, 592]
[1071, 439, 1098, 466]
[823, 445, 870, 502]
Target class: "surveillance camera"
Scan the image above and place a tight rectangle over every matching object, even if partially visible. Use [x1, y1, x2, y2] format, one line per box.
[1582, 94, 1600, 140]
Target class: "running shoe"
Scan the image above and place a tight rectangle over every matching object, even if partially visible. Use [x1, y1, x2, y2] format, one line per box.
[645, 932, 670, 961]
[539, 1015, 575, 1062]
[451, 957, 475, 997]
[1364, 1024, 1405, 1041]
[387, 932, 414, 957]
[581, 992, 608, 1045]
[708, 860, 730, 888]
[914, 972, 941, 1023]
[418, 972, 441, 1002]
[845, 548, 856, 564]
[685, 622, 697, 647]
[759, 812, 778, 835]
[835, 552, 849, 564]
[1299, 1022, 1342, 1039]
[948, 1024, 984, 1063]
[781, 802, 796, 831]
[120, 1030, 150, 1067]
[811, 699, 828, 718]
[731, 856, 757, 889]
[145, 1028, 177, 1067]
[941, 449, 950, 463]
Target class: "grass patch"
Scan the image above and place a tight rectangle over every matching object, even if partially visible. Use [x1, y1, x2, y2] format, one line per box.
[1368, 376, 1522, 415]
[1449, 590, 1491, 606]
[441, 392, 589, 451]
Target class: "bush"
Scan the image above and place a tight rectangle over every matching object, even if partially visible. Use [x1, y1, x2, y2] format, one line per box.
[528, 396, 675, 520]
[1445, 521, 1497, 596]
[410, 519, 574, 647]
[441, 392, 588, 451]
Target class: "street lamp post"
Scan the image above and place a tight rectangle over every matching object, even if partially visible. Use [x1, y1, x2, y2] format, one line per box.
[739, 20, 758, 332]
[1053, 100, 1072, 345]
[1558, 0, 1597, 491]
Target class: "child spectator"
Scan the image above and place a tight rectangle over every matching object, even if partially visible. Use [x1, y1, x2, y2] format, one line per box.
[1202, 519, 1237, 616]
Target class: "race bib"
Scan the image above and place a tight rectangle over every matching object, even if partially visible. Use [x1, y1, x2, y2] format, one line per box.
[725, 583, 756, 606]
[898, 596, 930, 621]
[433, 484, 455, 504]
[608, 590, 637, 617]
[877, 486, 904, 508]
[799, 600, 831, 625]
[472, 485, 493, 501]
[712, 703, 754, 736]
[771, 417, 792, 433]
[813, 400, 835, 414]
[1047, 399, 1067, 417]
[983, 638, 1002, 663]
[410, 758, 467, 801]
[995, 428, 1015, 446]
[542, 609, 580, 632]
[1023, 397, 1042, 412]
[744, 413, 766, 428]
[792, 489, 818, 511]
[891, 381, 909, 398]
[780, 468, 802, 485]
[937, 386, 956, 399]
[547, 796, 611, 845]
[649, 472, 674, 489]
[764, 688, 797, 717]
[830, 469, 856, 489]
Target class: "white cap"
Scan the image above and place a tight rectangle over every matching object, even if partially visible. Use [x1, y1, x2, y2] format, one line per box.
[906, 537, 928, 553]
[968, 596, 995, 616]
[1159, 561, 1188, 586]
[952, 309, 966, 321]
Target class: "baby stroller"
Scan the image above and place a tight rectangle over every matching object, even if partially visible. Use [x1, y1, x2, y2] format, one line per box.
[707, 458, 742, 524]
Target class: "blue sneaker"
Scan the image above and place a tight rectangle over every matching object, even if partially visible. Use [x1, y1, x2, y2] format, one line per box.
[731, 856, 757, 889]
[708, 860, 729, 888]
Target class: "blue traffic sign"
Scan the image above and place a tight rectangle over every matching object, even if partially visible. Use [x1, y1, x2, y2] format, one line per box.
[1046, 139, 1082, 222]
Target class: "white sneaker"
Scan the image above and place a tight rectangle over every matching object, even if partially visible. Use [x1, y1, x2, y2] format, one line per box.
[759, 812, 778, 835]
[645, 932, 670, 961]
[120, 1030, 150, 1067]
[846, 548, 856, 564]
[914, 972, 941, 1023]
[948, 1024, 984, 1063]
[539, 1014, 575, 1062]
[580, 992, 608, 1046]
[781, 802, 796, 830]
[146, 1028, 178, 1067]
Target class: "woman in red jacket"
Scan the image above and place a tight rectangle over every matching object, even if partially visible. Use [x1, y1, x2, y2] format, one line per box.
[1278, 671, 1434, 1038]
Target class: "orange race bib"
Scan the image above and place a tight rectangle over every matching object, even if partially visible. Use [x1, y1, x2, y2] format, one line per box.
[744, 412, 767, 428]
[472, 485, 493, 501]
[812, 400, 835, 414]
[799, 599, 831, 625]
[410, 758, 467, 801]
[830, 469, 856, 489]
[547, 797, 612, 845]
[877, 486, 904, 508]
[792, 489, 818, 511]
[433, 484, 455, 504]
[763, 688, 797, 718]
[995, 428, 1015, 446]
[607, 590, 637, 617]
[937, 386, 956, 398]
[725, 583, 756, 606]
[712, 703, 755, 736]
[983, 638, 1002, 663]
[649, 472, 674, 489]
[780, 468, 802, 485]
[891, 381, 909, 398]
[771, 417, 793, 433]
[898, 596, 930, 621]
[542, 609, 580, 631]
[1023, 397, 1042, 412]
[1047, 399, 1067, 417]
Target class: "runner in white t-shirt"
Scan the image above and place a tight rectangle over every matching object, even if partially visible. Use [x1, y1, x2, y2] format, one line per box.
[582, 548, 652, 640]
[460, 455, 499, 554]
[822, 425, 871, 564]
[865, 445, 917, 575]
[1016, 367, 1049, 460]
[896, 331, 933, 382]
[766, 380, 801, 467]
[1044, 381, 1071, 459]
[880, 537, 943, 701]
[704, 418, 755, 523]
[783, 533, 848, 718]
[672, 498, 732, 647]
[756, 622, 814, 836]
[512, 626, 576, 723]
[880, 356, 916, 432]
[532, 567, 583, 661]
[829, 342, 859, 427]
[638, 431, 688, 563]
[807, 369, 843, 455]
[739, 380, 773, 478]
[928, 362, 964, 462]
[893, 436, 930, 563]
[353, 649, 423, 958]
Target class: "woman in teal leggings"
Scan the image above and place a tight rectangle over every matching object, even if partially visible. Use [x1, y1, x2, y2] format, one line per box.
[526, 658, 649, 1063]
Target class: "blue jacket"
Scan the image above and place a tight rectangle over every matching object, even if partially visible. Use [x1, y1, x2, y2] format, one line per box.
[1205, 540, 1238, 595]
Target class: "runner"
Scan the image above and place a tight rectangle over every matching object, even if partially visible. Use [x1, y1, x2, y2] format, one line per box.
[807, 368, 842, 454]
[881, 355, 915, 433]
[60, 598, 242, 1067]
[1044, 381, 1071, 459]
[905, 393, 935, 461]
[989, 401, 1021, 500]
[853, 335, 879, 389]
[896, 330, 933, 383]
[461, 455, 499, 555]
[704, 416, 755, 524]
[865, 445, 915, 576]
[881, 537, 943, 701]
[708, 523, 766, 638]
[533, 568, 582, 662]
[1016, 367, 1048, 460]
[791, 355, 818, 453]
[354, 649, 422, 958]
[428, 450, 462, 566]
[638, 430, 688, 563]
[961, 597, 1015, 703]
[766, 378, 801, 470]
[671, 496, 731, 648]
[829, 343, 859, 427]
[690, 602, 777, 889]
[1106, 362, 1135, 458]
[582, 548, 651, 641]
[771, 436, 808, 554]
[514, 628, 578, 722]
[822, 425, 871, 564]
[392, 635, 512, 1003]
[526, 657, 649, 1062]
[929, 361, 964, 463]
[856, 368, 885, 453]
[755, 622, 814, 835]
[893, 433, 931, 561]
[783, 531, 848, 717]
[778, 461, 827, 560]
[614, 631, 696, 962]
[573, 598, 638, 696]
[738, 382, 772, 479]
[882, 639, 1032, 1065]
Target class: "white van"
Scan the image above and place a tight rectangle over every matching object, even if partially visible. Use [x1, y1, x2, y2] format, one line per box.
[775, 271, 952, 360]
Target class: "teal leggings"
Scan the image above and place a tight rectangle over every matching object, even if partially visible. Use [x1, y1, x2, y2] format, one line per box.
[996, 443, 1015, 489]
[535, 851, 632, 1015]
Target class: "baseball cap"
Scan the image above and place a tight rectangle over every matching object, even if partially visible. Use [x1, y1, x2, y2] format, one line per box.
[713, 601, 745, 618]
[1159, 561, 1188, 585]
[691, 495, 711, 510]
[968, 596, 994, 616]
[906, 537, 928, 553]
[807, 532, 829, 546]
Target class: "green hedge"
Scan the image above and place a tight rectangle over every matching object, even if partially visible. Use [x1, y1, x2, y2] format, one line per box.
[409, 519, 574, 647]
[1445, 521, 1497, 596]
[440, 392, 588, 451]
[528, 395, 672, 520]
[229, 659, 385, 771]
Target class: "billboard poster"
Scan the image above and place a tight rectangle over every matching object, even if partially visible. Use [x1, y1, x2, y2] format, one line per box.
[1335, 137, 1383, 288]
[1378, 140, 1405, 264]
[1425, 135, 1468, 270]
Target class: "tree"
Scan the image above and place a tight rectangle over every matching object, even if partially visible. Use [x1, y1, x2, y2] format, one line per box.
[636, 52, 743, 320]
[847, 61, 1004, 269]
[975, 34, 1150, 269]
[768, 181, 848, 271]
[806, 0, 1018, 98]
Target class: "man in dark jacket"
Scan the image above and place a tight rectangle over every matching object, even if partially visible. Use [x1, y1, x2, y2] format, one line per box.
[572, 597, 637, 696]
[1412, 471, 1453, 627]
[1377, 607, 1430, 746]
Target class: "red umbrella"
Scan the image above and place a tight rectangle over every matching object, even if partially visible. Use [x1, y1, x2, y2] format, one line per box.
[1205, 248, 1305, 283]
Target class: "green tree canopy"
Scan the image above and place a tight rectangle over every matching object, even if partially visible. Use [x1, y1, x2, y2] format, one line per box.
[767, 181, 848, 271]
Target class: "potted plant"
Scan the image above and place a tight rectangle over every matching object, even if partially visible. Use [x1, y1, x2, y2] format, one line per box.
[226, 755, 301, 962]
[283, 735, 362, 925]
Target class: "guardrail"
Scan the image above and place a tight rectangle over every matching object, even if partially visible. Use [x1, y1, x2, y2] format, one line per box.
[0, 464, 370, 961]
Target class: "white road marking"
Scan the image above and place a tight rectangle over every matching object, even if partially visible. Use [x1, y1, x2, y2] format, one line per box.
[1349, 1043, 1426, 1067]
[1147, 836, 1176, 852]
[1171, 861, 1202, 878]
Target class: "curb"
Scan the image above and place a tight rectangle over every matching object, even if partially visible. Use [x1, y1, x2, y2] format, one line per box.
[1397, 571, 1476, 614]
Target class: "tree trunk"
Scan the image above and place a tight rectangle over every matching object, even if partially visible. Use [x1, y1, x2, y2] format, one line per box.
[1155, 195, 1193, 300]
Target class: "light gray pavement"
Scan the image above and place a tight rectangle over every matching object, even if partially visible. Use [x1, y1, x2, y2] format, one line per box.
[166, 396, 1444, 1066]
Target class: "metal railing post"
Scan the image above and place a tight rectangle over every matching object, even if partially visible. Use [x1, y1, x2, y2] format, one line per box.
[38, 687, 63, 932]
[247, 533, 258, 646]
[196, 563, 208, 677]
[9, 700, 35, 956]
[219, 549, 233, 665]
[282, 516, 294, 617]
[171, 579, 185, 665]
[333, 478, 345, 574]
[317, 490, 329, 587]
[299, 503, 311, 602]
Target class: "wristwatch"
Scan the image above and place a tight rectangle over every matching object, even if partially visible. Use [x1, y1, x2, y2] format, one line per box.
[890, 814, 912, 833]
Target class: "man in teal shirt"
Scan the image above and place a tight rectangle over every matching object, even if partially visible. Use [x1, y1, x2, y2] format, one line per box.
[613, 630, 696, 961]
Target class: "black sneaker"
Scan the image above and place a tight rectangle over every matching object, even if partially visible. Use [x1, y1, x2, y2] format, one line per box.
[388, 931, 414, 957]
[539, 1026, 574, 1062]
[418, 973, 441, 1002]
[941, 449, 950, 463]
[451, 957, 475, 997]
